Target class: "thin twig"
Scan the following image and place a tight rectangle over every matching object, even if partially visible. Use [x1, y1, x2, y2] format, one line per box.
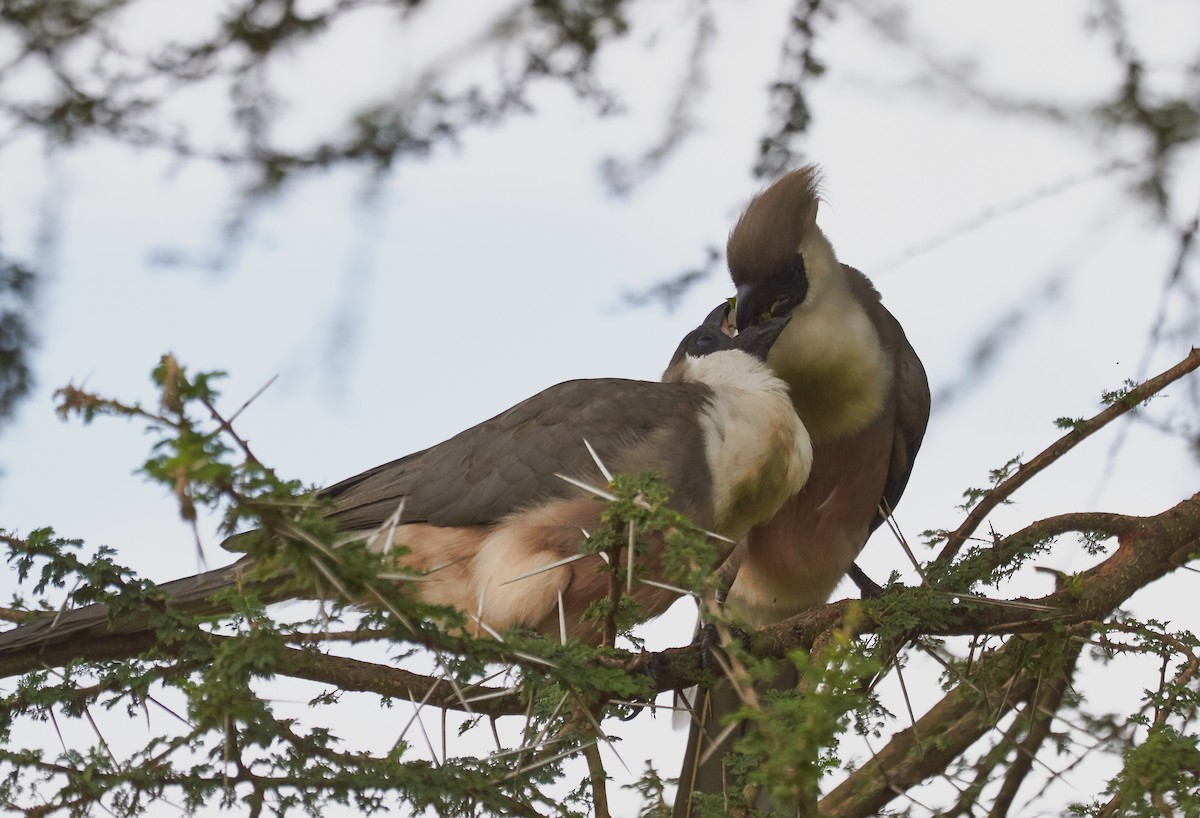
[933, 347, 1200, 568]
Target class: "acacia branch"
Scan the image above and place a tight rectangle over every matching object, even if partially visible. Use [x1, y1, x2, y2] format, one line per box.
[932, 346, 1200, 568]
[3, 493, 1197, 715]
[986, 636, 1085, 817]
[0, 630, 524, 719]
[819, 627, 1086, 818]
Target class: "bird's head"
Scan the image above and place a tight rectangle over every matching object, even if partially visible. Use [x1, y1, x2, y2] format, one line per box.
[727, 165, 839, 333]
[663, 302, 791, 376]
[725, 166, 893, 440]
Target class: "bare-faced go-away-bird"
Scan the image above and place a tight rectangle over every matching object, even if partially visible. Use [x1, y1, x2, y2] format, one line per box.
[0, 305, 812, 655]
[674, 167, 931, 815]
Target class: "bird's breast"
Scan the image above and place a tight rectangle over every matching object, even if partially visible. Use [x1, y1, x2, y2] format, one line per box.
[770, 296, 890, 441]
[698, 385, 812, 540]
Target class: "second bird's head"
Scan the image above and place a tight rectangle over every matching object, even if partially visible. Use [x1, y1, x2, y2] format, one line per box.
[664, 302, 791, 378]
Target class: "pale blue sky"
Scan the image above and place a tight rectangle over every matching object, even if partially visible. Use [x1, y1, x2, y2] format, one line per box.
[1, 2, 1197, 814]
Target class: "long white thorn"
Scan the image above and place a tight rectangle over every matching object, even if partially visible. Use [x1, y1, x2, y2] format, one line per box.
[430, 652, 474, 715]
[558, 590, 567, 646]
[933, 590, 1060, 612]
[425, 556, 467, 575]
[462, 686, 521, 704]
[469, 611, 505, 642]
[880, 501, 928, 584]
[700, 527, 736, 545]
[475, 586, 487, 640]
[512, 651, 559, 669]
[555, 472, 616, 501]
[500, 740, 595, 782]
[457, 667, 512, 696]
[383, 499, 405, 555]
[576, 699, 631, 775]
[407, 691, 441, 767]
[395, 681, 441, 749]
[626, 519, 635, 597]
[556, 473, 734, 543]
[582, 438, 613, 482]
[516, 692, 570, 767]
[698, 720, 741, 767]
[490, 735, 565, 759]
[498, 552, 590, 586]
[304, 552, 355, 601]
[637, 578, 695, 598]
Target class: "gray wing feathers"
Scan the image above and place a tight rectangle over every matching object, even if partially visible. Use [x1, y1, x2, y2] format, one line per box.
[843, 265, 930, 529]
[884, 334, 931, 518]
[1, 378, 715, 655]
[323, 378, 716, 530]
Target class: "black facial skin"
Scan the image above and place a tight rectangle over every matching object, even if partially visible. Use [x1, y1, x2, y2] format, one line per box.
[667, 304, 791, 367]
[734, 253, 809, 331]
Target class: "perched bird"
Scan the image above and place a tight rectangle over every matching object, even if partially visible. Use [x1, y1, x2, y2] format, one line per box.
[0, 305, 812, 654]
[674, 167, 930, 815]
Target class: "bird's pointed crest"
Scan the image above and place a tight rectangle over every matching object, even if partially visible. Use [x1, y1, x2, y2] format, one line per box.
[727, 166, 822, 283]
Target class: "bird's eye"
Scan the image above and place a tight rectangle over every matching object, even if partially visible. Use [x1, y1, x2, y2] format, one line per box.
[692, 332, 716, 352]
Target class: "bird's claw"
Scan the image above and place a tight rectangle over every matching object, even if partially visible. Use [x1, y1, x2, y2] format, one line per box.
[848, 563, 885, 599]
[697, 622, 751, 674]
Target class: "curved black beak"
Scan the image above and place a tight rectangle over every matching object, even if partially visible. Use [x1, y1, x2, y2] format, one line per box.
[732, 313, 791, 362]
[735, 284, 800, 332]
[700, 301, 732, 333]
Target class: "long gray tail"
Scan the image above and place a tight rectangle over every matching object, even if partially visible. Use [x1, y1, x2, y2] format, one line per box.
[674, 681, 741, 817]
[673, 663, 801, 817]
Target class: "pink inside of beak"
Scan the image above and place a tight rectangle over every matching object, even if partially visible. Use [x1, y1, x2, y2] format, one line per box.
[720, 309, 736, 338]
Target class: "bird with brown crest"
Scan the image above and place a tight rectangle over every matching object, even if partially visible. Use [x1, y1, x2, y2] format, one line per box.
[674, 166, 930, 816]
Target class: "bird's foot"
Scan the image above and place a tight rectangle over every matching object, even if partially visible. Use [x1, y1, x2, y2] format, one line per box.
[848, 563, 885, 599]
[697, 622, 751, 675]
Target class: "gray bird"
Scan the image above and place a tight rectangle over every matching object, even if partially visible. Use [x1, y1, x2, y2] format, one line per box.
[0, 306, 811, 654]
[674, 167, 930, 815]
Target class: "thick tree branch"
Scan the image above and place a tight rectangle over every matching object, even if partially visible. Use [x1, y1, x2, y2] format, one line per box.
[814, 489, 1199, 817]
[4, 494, 1197, 719]
[986, 636, 1085, 817]
[819, 629, 1084, 818]
[0, 630, 524, 719]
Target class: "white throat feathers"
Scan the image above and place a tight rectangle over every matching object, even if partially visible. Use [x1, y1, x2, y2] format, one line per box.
[679, 350, 813, 539]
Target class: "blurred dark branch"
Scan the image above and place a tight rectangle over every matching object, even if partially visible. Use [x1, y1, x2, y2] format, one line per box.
[931, 273, 1066, 415]
[1136, 199, 1200, 379]
[846, 0, 1079, 125]
[618, 245, 721, 312]
[599, 0, 715, 196]
[0, 1, 635, 199]
[1091, 0, 1200, 213]
[0, 242, 36, 429]
[875, 158, 1139, 274]
[754, 0, 830, 179]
